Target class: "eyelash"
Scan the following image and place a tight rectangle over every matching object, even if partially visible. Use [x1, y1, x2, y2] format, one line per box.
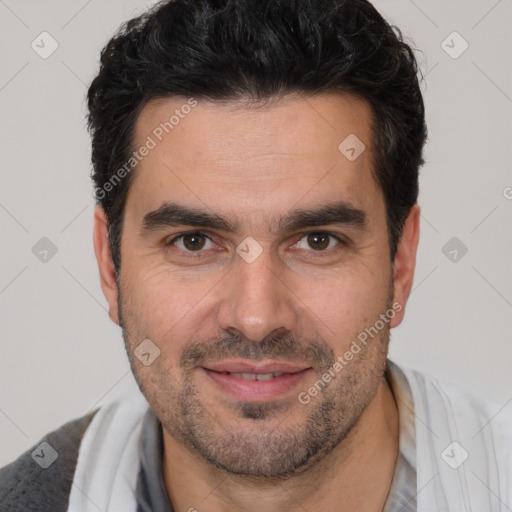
[165, 230, 346, 257]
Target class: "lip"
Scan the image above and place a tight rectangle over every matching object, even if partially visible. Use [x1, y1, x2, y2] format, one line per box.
[200, 359, 313, 402]
[202, 359, 310, 374]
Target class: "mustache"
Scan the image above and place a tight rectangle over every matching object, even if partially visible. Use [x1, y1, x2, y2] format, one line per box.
[180, 329, 335, 372]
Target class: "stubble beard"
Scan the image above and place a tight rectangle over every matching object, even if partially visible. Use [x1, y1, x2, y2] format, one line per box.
[118, 280, 392, 481]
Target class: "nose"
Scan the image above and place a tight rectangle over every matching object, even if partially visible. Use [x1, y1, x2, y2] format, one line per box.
[216, 245, 298, 343]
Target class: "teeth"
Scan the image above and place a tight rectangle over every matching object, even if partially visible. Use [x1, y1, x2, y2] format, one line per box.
[255, 373, 274, 381]
[229, 372, 284, 381]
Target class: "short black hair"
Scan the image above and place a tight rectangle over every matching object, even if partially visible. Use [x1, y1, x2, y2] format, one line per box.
[87, 0, 427, 275]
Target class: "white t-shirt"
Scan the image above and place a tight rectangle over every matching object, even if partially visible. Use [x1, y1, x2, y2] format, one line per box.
[67, 359, 511, 511]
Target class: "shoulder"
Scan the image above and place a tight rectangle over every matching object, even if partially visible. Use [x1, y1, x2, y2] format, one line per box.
[399, 362, 512, 431]
[389, 360, 512, 506]
[391, 359, 511, 473]
[0, 409, 98, 512]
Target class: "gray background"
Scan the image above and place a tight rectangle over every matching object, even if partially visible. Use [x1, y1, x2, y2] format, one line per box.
[0, 0, 510, 466]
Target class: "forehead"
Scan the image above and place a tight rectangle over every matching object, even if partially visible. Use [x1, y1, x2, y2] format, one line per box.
[125, 92, 383, 229]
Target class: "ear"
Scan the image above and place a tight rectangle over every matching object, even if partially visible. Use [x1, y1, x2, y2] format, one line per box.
[93, 205, 120, 325]
[389, 204, 420, 328]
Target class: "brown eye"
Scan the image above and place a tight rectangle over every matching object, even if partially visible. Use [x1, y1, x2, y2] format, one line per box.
[307, 232, 330, 250]
[182, 232, 207, 251]
[168, 231, 214, 253]
[294, 231, 343, 253]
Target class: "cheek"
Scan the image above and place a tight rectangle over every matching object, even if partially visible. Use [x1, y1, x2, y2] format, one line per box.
[124, 268, 217, 349]
[300, 269, 390, 346]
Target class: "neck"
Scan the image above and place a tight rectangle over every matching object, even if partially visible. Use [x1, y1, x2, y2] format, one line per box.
[162, 377, 399, 512]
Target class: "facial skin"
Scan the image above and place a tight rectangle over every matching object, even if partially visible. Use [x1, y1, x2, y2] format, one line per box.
[94, 92, 420, 511]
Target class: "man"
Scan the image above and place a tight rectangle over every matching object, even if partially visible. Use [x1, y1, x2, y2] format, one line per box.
[1, 0, 510, 510]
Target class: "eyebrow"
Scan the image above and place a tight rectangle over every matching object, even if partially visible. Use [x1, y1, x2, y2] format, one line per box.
[139, 200, 367, 237]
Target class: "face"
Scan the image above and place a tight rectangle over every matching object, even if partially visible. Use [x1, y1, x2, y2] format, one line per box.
[94, 92, 418, 479]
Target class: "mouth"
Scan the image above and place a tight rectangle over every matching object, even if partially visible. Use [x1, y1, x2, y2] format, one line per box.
[200, 360, 313, 402]
[218, 371, 289, 381]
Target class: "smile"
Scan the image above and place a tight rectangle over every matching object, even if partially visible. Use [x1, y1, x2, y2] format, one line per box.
[200, 362, 312, 402]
